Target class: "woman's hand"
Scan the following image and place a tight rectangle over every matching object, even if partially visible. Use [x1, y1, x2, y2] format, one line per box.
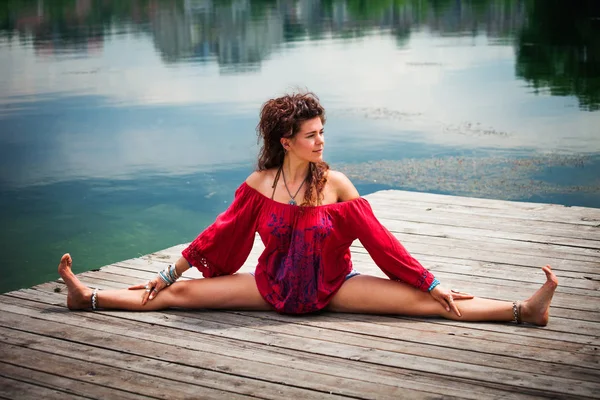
[128, 276, 167, 305]
[429, 285, 474, 317]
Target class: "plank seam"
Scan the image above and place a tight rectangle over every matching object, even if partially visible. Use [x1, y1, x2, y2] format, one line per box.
[1, 299, 596, 399]
[0, 363, 161, 400]
[0, 324, 375, 400]
[0, 372, 96, 400]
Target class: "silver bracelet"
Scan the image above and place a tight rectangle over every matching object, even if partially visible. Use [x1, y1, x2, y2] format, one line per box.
[91, 288, 98, 310]
[158, 270, 172, 286]
[168, 264, 178, 281]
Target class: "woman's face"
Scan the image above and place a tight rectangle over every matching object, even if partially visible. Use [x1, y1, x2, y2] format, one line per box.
[284, 117, 325, 163]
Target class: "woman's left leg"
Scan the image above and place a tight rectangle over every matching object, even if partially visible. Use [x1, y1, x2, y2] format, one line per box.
[326, 266, 558, 326]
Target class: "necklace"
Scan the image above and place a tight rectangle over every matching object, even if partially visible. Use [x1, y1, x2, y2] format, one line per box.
[281, 168, 306, 205]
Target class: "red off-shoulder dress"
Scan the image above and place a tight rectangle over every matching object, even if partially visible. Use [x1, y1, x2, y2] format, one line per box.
[182, 182, 436, 314]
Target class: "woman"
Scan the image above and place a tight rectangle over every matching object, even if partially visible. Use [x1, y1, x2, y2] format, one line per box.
[58, 92, 557, 325]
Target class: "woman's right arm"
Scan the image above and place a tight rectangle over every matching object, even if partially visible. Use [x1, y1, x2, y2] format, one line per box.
[174, 257, 191, 276]
[131, 179, 260, 304]
[181, 179, 260, 278]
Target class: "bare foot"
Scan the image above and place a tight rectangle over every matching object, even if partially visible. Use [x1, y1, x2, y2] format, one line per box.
[521, 265, 558, 326]
[58, 253, 93, 310]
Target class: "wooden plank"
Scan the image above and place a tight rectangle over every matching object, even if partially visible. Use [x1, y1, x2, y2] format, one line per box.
[370, 190, 598, 213]
[367, 193, 600, 227]
[0, 296, 528, 400]
[349, 250, 599, 296]
[6, 289, 596, 381]
[350, 240, 600, 275]
[369, 194, 598, 220]
[385, 232, 599, 264]
[0, 299, 470, 399]
[79, 265, 153, 282]
[371, 207, 599, 240]
[399, 315, 600, 349]
[0, 374, 86, 400]
[417, 258, 598, 292]
[324, 312, 600, 356]
[413, 255, 600, 283]
[381, 219, 600, 255]
[0, 299, 580, 400]
[219, 311, 599, 371]
[172, 310, 600, 379]
[2, 292, 597, 399]
[0, 325, 345, 400]
[2, 189, 599, 399]
[1, 344, 258, 400]
[0, 362, 147, 399]
[112, 259, 171, 273]
[1, 355, 160, 400]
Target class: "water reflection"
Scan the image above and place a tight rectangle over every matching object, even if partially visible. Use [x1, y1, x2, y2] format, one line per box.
[0, 96, 259, 187]
[3, 1, 597, 114]
[516, 1, 600, 111]
[1, 0, 599, 293]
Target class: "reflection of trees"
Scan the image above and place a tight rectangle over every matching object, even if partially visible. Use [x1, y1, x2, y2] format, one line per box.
[0, 0, 157, 56]
[151, 0, 283, 70]
[331, 0, 523, 40]
[1, 0, 528, 62]
[516, 0, 600, 111]
[5, 0, 597, 112]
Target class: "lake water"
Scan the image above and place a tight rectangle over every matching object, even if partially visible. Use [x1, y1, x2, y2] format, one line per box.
[1, 0, 599, 293]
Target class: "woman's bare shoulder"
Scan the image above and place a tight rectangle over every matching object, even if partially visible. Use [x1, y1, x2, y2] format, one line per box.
[327, 170, 360, 202]
[246, 169, 277, 194]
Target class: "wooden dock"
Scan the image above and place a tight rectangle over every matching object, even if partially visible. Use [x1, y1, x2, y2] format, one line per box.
[1, 190, 599, 399]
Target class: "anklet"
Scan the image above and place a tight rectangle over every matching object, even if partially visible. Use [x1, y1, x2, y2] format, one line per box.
[512, 301, 522, 324]
[91, 288, 99, 310]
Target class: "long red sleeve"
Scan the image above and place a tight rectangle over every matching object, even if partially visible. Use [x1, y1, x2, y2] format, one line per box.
[182, 184, 259, 278]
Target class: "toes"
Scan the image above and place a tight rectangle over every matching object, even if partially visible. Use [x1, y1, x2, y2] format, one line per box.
[542, 265, 556, 278]
[60, 253, 72, 266]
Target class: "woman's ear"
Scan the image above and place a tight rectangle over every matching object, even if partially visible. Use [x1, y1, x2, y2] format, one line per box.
[280, 138, 289, 149]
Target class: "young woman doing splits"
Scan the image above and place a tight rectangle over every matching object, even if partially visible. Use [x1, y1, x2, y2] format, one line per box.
[58, 92, 558, 326]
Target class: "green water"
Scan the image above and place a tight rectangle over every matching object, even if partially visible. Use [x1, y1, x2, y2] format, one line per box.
[1, 0, 599, 293]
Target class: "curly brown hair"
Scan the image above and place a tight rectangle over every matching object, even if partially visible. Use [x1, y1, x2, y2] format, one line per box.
[256, 92, 329, 206]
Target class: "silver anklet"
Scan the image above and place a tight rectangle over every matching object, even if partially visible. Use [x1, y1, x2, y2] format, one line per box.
[91, 288, 99, 310]
[512, 301, 522, 324]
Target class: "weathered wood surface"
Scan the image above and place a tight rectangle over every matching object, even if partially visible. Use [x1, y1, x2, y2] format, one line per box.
[1, 189, 599, 399]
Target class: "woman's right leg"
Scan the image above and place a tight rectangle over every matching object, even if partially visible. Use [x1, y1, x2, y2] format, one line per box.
[58, 254, 272, 311]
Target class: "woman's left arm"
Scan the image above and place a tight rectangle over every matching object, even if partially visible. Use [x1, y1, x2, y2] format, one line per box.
[334, 172, 472, 316]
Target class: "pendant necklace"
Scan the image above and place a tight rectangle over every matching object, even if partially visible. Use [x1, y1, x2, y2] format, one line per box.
[281, 168, 306, 206]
